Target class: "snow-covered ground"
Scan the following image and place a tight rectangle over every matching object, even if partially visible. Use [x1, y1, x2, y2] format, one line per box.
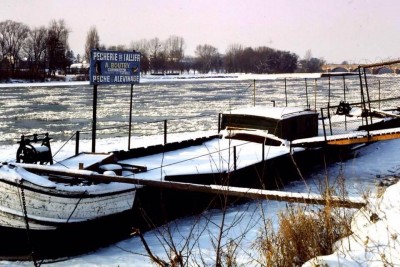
[304, 181, 400, 266]
[0, 136, 399, 266]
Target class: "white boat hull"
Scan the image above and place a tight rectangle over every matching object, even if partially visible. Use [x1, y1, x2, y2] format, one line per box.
[0, 165, 136, 230]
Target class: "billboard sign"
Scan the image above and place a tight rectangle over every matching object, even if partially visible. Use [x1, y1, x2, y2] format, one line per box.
[90, 50, 141, 85]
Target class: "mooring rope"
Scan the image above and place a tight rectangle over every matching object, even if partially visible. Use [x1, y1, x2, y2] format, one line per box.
[52, 132, 76, 158]
[66, 192, 86, 223]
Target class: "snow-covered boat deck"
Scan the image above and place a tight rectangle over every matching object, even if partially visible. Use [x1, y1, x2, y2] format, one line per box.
[293, 126, 400, 146]
[55, 152, 114, 169]
[118, 138, 293, 180]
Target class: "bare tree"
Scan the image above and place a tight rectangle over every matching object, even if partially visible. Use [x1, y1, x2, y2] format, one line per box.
[299, 49, 325, 73]
[130, 39, 150, 55]
[164, 35, 185, 73]
[148, 38, 165, 73]
[194, 44, 220, 73]
[84, 26, 100, 63]
[304, 49, 312, 62]
[148, 37, 162, 58]
[225, 44, 243, 73]
[47, 19, 70, 76]
[130, 39, 150, 74]
[24, 26, 48, 75]
[0, 20, 29, 72]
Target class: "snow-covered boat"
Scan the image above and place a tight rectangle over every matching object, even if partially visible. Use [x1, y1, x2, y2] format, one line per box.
[0, 134, 140, 258]
[0, 163, 136, 231]
[0, 106, 317, 230]
[110, 106, 321, 189]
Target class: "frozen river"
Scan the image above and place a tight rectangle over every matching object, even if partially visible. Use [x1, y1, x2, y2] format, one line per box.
[0, 73, 367, 146]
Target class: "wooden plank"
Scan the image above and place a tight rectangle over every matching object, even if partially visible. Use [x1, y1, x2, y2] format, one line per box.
[210, 185, 365, 209]
[327, 132, 400, 145]
[15, 164, 365, 209]
[372, 109, 400, 119]
[359, 59, 400, 68]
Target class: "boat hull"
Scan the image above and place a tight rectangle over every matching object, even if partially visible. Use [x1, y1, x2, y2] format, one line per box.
[0, 209, 136, 260]
[0, 163, 137, 259]
[0, 177, 136, 230]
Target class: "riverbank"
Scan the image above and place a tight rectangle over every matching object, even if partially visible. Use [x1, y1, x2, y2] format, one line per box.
[0, 72, 325, 87]
[304, 177, 400, 266]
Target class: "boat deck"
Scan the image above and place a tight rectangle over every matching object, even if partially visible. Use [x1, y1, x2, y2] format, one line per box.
[55, 152, 114, 170]
[293, 126, 400, 147]
[118, 138, 292, 181]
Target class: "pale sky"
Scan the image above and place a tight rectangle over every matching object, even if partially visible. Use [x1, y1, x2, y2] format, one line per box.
[1, 0, 399, 63]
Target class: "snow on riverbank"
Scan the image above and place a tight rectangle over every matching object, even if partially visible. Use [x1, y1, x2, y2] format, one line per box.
[304, 179, 400, 266]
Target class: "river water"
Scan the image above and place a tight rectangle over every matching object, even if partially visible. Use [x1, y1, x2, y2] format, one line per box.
[0, 74, 366, 144]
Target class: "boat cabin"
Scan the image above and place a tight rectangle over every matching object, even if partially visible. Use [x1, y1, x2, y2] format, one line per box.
[220, 106, 318, 142]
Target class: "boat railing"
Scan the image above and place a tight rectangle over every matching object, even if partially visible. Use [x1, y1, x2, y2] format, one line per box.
[320, 96, 400, 140]
[318, 66, 400, 141]
[70, 113, 220, 155]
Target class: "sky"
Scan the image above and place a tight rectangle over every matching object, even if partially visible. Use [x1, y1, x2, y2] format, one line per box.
[1, 0, 399, 64]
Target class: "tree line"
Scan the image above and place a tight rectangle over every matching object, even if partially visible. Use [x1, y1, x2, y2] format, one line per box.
[0, 19, 74, 81]
[0, 19, 326, 81]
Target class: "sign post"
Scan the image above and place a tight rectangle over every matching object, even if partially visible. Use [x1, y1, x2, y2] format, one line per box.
[92, 84, 98, 152]
[128, 84, 133, 149]
[90, 50, 141, 152]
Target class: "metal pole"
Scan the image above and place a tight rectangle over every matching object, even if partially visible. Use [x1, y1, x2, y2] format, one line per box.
[253, 79, 256, 107]
[305, 78, 309, 109]
[343, 75, 347, 131]
[284, 78, 288, 107]
[128, 84, 133, 149]
[328, 76, 331, 106]
[358, 67, 368, 127]
[314, 79, 317, 111]
[164, 120, 167, 145]
[233, 146, 237, 171]
[358, 67, 364, 119]
[363, 68, 372, 124]
[321, 108, 327, 141]
[378, 79, 381, 110]
[328, 103, 333, 135]
[262, 143, 265, 162]
[91, 84, 98, 153]
[75, 131, 80, 155]
[342, 75, 346, 103]
[218, 113, 221, 133]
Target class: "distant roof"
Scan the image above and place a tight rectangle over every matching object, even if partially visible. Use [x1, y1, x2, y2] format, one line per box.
[70, 63, 89, 69]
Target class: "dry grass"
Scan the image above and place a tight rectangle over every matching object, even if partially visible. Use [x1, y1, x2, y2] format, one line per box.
[254, 177, 354, 266]
[256, 206, 352, 266]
